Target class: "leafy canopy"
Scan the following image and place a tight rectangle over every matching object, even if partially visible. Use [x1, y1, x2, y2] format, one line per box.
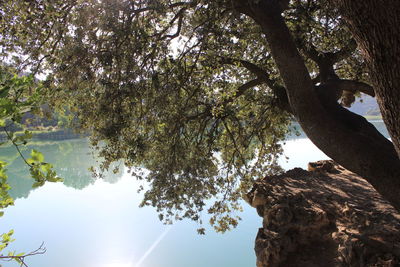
[0, 0, 367, 232]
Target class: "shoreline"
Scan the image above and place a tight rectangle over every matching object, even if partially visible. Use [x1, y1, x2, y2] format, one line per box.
[0, 128, 88, 142]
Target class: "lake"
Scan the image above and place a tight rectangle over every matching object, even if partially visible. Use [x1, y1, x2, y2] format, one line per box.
[0, 121, 389, 267]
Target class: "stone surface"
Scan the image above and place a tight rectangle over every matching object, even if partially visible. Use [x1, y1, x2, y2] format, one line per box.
[246, 160, 400, 267]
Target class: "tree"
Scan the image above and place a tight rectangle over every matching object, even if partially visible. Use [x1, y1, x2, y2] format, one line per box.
[329, 0, 400, 157]
[0, 0, 399, 231]
[231, 0, 400, 211]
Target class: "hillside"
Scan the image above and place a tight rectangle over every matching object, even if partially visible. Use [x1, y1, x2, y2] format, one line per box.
[347, 94, 381, 116]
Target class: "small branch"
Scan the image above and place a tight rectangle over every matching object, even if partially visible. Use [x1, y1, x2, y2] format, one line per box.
[185, 78, 264, 121]
[0, 242, 46, 267]
[300, 42, 322, 63]
[157, 7, 186, 40]
[331, 39, 358, 62]
[222, 119, 247, 168]
[218, 56, 292, 113]
[2, 127, 32, 168]
[218, 56, 276, 88]
[132, 1, 196, 15]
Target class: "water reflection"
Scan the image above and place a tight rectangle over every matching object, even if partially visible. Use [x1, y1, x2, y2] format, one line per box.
[4, 120, 389, 201]
[0, 120, 390, 267]
[3, 139, 123, 200]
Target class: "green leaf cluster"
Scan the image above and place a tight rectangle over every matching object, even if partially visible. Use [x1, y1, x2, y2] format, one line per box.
[28, 149, 63, 188]
[0, 230, 15, 252]
[0, 161, 13, 214]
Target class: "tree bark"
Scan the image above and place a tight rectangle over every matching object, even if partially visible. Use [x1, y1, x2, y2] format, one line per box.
[234, 0, 400, 211]
[328, 0, 400, 157]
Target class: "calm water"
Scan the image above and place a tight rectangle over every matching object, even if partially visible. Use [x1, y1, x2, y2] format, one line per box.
[0, 121, 389, 267]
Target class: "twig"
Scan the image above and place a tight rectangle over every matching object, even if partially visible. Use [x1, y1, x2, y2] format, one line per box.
[2, 127, 32, 167]
[0, 242, 46, 267]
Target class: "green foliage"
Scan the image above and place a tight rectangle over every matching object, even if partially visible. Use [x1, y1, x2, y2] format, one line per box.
[0, 71, 38, 122]
[28, 149, 63, 188]
[285, 0, 367, 82]
[0, 66, 62, 264]
[0, 230, 15, 252]
[0, 0, 369, 232]
[0, 161, 14, 215]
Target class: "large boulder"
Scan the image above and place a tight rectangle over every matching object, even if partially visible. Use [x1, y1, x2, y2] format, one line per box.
[245, 161, 400, 267]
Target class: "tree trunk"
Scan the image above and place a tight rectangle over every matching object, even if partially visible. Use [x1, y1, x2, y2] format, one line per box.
[329, 0, 400, 158]
[234, 0, 400, 211]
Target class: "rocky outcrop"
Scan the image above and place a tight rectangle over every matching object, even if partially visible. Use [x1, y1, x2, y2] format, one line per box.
[245, 160, 400, 267]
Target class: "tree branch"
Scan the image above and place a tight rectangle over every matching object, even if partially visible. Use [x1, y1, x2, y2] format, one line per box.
[234, 78, 264, 98]
[333, 79, 375, 97]
[0, 242, 46, 266]
[3, 127, 31, 167]
[132, 1, 196, 15]
[331, 38, 358, 62]
[185, 78, 265, 121]
[292, 25, 358, 83]
[235, 0, 400, 211]
[218, 56, 275, 87]
[157, 7, 186, 40]
[218, 56, 292, 113]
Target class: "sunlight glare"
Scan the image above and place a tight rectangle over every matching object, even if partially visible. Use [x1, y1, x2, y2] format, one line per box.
[103, 262, 132, 267]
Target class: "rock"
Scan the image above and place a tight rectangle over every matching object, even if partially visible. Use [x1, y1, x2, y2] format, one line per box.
[307, 160, 337, 173]
[248, 160, 400, 267]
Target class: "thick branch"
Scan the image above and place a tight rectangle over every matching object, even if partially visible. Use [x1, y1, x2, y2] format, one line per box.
[294, 31, 357, 82]
[218, 56, 291, 112]
[299, 39, 357, 66]
[328, 0, 400, 157]
[235, 0, 400, 211]
[333, 79, 375, 97]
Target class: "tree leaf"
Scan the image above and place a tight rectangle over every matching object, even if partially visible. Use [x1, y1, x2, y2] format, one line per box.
[30, 150, 44, 162]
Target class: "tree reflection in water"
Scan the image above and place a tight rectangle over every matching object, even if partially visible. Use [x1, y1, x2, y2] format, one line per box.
[2, 139, 124, 200]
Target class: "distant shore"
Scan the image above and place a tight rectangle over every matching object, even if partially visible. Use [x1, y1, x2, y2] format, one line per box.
[0, 128, 87, 142]
[291, 115, 383, 123]
[1, 115, 384, 143]
[363, 115, 383, 120]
